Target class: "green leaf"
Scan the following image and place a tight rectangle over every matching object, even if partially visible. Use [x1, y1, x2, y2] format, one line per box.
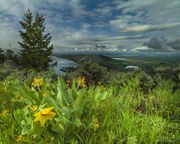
[72, 93, 84, 116]
[72, 117, 82, 127]
[31, 122, 44, 136]
[21, 119, 33, 135]
[51, 123, 65, 134]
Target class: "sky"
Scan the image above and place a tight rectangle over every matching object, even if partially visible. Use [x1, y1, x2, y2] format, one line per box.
[0, 0, 180, 53]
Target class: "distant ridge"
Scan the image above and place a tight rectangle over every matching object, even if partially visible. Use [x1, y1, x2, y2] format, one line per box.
[55, 54, 124, 70]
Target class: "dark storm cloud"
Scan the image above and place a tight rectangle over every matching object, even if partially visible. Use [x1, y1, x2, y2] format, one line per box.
[144, 37, 168, 50]
[168, 38, 180, 50]
[143, 37, 180, 52]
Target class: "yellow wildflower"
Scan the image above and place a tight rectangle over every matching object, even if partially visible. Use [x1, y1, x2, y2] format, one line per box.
[16, 135, 24, 142]
[30, 105, 38, 111]
[32, 77, 43, 87]
[77, 77, 87, 88]
[1, 109, 10, 117]
[34, 107, 56, 126]
[92, 118, 100, 131]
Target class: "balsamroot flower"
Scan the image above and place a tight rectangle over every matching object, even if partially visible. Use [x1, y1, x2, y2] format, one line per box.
[92, 118, 100, 131]
[16, 135, 24, 142]
[97, 81, 105, 91]
[32, 77, 43, 87]
[1, 109, 10, 117]
[34, 107, 56, 126]
[77, 77, 87, 88]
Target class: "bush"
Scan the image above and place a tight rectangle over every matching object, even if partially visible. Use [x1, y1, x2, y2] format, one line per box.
[66, 61, 108, 86]
[0, 69, 12, 80]
[106, 70, 156, 94]
[138, 71, 155, 94]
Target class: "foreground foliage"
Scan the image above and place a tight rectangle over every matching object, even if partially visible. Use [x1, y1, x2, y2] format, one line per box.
[0, 72, 179, 144]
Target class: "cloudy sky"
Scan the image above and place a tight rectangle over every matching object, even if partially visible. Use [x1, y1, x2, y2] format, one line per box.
[0, 0, 180, 53]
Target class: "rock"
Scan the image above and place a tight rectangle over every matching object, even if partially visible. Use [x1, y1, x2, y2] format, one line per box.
[3, 60, 18, 69]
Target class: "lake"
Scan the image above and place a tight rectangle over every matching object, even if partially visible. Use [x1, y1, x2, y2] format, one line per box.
[52, 56, 78, 75]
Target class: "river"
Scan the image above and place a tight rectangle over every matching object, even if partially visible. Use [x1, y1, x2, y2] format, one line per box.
[52, 56, 78, 75]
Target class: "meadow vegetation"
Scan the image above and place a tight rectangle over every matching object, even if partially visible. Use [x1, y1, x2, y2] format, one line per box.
[0, 67, 179, 144]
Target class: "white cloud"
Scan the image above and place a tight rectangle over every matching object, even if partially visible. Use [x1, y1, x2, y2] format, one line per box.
[95, 6, 112, 15]
[110, 14, 145, 31]
[132, 46, 154, 52]
[0, 0, 86, 17]
[81, 23, 91, 29]
[0, 21, 19, 49]
[123, 22, 180, 32]
[111, 0, 180, 35]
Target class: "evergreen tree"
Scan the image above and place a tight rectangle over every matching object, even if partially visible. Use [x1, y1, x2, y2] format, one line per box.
[0, 48, 6, 66]
[5, 49, 14, 60]
[18, 10, 53, 70]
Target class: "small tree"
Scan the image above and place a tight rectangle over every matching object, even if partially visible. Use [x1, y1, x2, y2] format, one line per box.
[5, 49, 14, 60]
[0, 48, 6, 66]
[18, 10, 53, 70]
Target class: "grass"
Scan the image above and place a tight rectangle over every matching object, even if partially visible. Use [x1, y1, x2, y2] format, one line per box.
[0, 71, 179, 144]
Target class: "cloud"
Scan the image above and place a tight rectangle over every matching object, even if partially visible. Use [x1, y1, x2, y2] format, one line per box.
[110, 15, 137, 30]
[65, 34, 148, 49]
[0, 0, 86, 17]
[114, 0, 180, 23]
[110, 14, 180, 33]
[168, 38, 180, 50]
[0, 21, 19, 49]
[81, 23, 92, 29]
[132, 46, 154, 52]
[111, 0, 180, 36]
[123, 22, 180, 32]
[105, 35, 148, 40]
[95, 6, 113, 15]
[0, 0, 180, 53]
[143, 37, 176, 52]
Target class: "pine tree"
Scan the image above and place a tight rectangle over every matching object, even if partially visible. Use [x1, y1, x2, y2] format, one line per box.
[5, 49, 14, 60]
[18, 10, 53, 70]
[0, 48, 6, 66]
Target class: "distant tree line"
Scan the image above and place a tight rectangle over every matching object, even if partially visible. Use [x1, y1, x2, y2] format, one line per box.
[0, 48, 20, 66]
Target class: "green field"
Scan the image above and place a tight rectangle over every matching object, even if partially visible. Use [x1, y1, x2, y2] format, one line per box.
[0, 65, 179, 143]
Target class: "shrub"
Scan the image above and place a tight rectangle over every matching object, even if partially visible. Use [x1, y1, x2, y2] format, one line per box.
[66, 61, 108, 86]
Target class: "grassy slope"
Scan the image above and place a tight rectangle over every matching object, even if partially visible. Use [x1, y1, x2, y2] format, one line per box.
[0, 71, 179, 143]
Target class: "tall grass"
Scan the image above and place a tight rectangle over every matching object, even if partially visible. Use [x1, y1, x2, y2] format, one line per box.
[0, 73, 179, 144]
